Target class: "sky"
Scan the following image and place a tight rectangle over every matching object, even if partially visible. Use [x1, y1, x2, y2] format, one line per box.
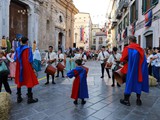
[73, 0, 112, 27]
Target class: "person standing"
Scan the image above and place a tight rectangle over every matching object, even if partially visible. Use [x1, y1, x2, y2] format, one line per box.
[33, 48, 42, 72]
[6, 37, 11, 53]
[32, 40, 36, 52]
[107, 47, 121, 87]
[67, 59, 89, 105]
[0, 51, 12, 94]
[7, 49, 16, 80]
[43, 46, 57, 85]
[1, 36, 7, 49]
[120, 36, 149, 106]
[14, 37, 39, 104]
[97, 46, 111, 78]
[146, 48, 153, 75]
[56, 48, 65, 78]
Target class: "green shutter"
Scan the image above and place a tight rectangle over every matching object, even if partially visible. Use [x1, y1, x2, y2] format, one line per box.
[152, 0, 159, 6]
[135, 0, 138, 20]
[130, 5, 133, 23]
[142, 0, 146, 13]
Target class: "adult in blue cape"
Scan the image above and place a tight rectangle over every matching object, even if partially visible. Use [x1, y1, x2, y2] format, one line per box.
[120, 36, 149, 106]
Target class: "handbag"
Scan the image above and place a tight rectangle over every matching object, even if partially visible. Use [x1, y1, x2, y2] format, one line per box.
[0, 61, 10, 75]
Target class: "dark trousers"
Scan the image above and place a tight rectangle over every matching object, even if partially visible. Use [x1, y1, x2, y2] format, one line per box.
[0, 75, 11, 94]
[17, 87, 32, 95]
[148, 63, 152, 75]
[46, 74, 55, 82]
[56, 70, 64, 77]
[101, 63, 111, 78]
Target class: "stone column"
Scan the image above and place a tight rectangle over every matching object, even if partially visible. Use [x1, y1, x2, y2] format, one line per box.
[62, 32, 65, 52]
[0, 1, 2, 38]
[1, 0, 10, 38]
[55, 29, 59, 51]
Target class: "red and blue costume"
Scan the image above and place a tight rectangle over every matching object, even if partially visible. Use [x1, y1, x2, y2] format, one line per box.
[120, 43, 149, 94]
[67, 66, 89, 100]
[14, 45, 39, 88]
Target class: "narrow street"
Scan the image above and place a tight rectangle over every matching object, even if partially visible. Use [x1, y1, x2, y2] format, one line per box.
[8, 61, 160, 120]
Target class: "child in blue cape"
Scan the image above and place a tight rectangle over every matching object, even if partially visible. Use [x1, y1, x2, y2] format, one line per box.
[67, 59, 89, 105]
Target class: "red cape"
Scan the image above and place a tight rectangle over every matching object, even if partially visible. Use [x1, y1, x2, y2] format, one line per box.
[120, 43, 144, 82]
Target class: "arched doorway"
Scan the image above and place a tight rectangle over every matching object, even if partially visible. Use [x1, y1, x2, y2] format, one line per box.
[9, 0, 28, 40]
[58, 32, 63, 50]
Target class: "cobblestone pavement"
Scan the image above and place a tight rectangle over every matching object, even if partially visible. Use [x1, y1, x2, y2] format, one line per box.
[6, 61, 160, 120]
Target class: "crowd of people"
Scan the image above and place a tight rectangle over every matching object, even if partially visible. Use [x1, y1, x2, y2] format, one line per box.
[0, 35, 159, 106]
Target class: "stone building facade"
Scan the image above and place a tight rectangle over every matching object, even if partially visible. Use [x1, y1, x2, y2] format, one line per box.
[0, 0, 78, 51]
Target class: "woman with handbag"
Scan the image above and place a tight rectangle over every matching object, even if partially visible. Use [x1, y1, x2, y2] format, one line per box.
[0, 51, 12, 94]
[107, 47, 121, 87]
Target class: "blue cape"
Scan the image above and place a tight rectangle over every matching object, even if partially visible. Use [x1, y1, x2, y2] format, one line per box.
[14, 45, 33, 82]
[125, 49, 149, 94]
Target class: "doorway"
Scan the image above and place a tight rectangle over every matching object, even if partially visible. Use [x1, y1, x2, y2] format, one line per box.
[145, 34, 153, 48]
[9, 0, 28, 40]
[58, 32, 63, 50]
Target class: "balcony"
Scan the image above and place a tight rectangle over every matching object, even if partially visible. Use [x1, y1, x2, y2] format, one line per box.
[118, 0, 129, 11]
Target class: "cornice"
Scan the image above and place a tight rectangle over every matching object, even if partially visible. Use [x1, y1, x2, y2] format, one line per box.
[56, 0, 79, 14]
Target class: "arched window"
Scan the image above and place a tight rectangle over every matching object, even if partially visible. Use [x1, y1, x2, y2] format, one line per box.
[59, 16, 63, 23]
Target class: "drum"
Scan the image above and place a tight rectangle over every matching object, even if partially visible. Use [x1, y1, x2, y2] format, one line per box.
[105, 62, 112, 69]
[114, 68, 126, 85]
[82, 65, 89, 74]
[57, 63, 65, 71]
[45, 65, 56, 75]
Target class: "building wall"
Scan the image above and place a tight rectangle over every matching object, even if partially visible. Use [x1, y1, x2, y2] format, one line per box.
[74, 13, 92, 50]
[0, 0, 78, 51]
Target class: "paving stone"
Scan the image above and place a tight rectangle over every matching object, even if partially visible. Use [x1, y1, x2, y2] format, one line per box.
[26, 112, 48, 120]
[92, 109, 112, 119]
[89, 102, 107, 110]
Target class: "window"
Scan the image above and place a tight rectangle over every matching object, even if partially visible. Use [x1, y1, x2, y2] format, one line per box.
[99, 37, 103, 44]
[138, 35, 141, 45]
[123, 14, 129, 29]
[93, 38, 96, 44]
[130, 0, 138, 24]
[142, 0, 159, 13]
[119, 22, 122, 32]
[59, 16, 63, 23]
[69, 29, 71, 37]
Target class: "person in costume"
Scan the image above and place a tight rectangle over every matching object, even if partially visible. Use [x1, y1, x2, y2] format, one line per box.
[107, 47, 121, 87]
[12, 38, 18, 51]
[67, 59, 89, 105]
[7, 49, 16, 80]
[33, 48, 41, 72]
[6, 37, 11, 53]
[120, 36, 149, 106]
[43, 46, 57, 85]
[32, 40, 36, 52]
[14, 37, 39, 104]
[0, 51, 12, 94]
[56, 48, 65, 78]
[97, 46, 111, 79]
[1, 36, 7, 49]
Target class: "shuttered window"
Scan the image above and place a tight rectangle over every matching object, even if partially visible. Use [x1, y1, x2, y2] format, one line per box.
[130, 0, 138, 24]
[142, 0, 159, 13]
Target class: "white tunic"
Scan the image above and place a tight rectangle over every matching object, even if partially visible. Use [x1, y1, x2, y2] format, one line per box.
[98, 51, 110, 64]
[44, 52, 57, 67]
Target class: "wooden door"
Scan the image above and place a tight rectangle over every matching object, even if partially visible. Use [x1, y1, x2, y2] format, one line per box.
[146, 34, 153, 48]
[9, 1, 28, 41]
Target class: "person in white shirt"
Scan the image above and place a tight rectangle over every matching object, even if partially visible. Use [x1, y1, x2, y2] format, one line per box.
[146, 49, 153, 75]
[56, 49, 65, 78]
[43, 46, 57, 85]
[97, 46, 111, 78]
[79, 48, 87, 64]
[107, 47, 121, 87]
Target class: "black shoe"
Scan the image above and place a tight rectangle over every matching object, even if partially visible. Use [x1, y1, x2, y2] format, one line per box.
[117, 84, 121, 87]
[120, 99, 130, 106]
[27, 98, 38, 104]
[111, 84, 115, 87]
[101, 76, 104, 78]
[136, 99, 142, 106]
[45, 82, 49, 85]
[73, 100, 78, 105]
[109, 76, 111, 79]
[81, 100, 86, 105]
[55, 76, 59, 78]
[62, 76, 65, 78]
[52, 81, 56, 84]
[17, 97, 23, 103]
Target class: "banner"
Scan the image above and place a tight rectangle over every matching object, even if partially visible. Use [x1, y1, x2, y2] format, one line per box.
[145, 10, 152, 28]
[80, 27, 84, 41]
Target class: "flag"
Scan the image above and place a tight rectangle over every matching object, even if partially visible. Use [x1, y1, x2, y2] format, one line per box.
[145, 10, 152, 27]
[123, 28, 127, 39]
[80, 27, 84, 41]
[131, 21, 136, 35]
